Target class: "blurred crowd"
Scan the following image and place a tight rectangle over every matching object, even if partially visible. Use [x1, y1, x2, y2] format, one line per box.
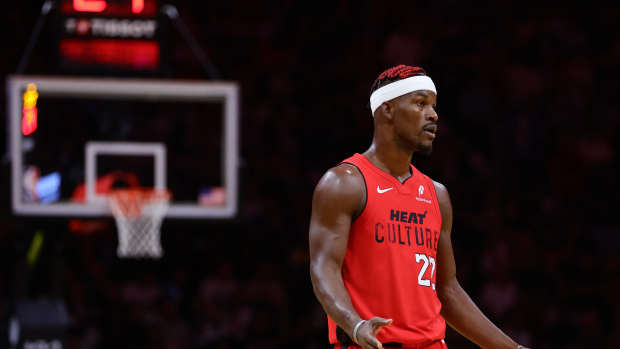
[1, 1, 619, 348]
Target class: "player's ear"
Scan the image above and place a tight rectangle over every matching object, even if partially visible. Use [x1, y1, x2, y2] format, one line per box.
[380, 102, 394, 121]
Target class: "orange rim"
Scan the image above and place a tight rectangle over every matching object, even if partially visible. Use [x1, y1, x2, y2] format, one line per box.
[109, 188, 171, 217]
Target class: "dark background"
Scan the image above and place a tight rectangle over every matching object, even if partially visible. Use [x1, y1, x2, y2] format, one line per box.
[1, 1, 619, 348]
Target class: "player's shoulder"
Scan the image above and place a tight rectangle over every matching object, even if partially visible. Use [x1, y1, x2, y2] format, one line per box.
[430, 179, 448, 196]
[314, 163, 365, 196]
[429, 179, 452, 215]
[312, 163, 366, 216]
[314, 163, 366, 206]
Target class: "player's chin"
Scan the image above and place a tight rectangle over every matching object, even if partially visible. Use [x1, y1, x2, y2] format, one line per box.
[418, 143, 433, 156]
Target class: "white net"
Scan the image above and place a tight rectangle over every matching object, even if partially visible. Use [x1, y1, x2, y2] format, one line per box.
[109, 189, 170, 258]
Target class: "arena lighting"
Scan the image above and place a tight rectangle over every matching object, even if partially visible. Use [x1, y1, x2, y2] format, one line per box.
[22, 83, 38, 136]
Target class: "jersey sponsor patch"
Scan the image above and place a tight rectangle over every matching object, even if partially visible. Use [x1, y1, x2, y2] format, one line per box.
[416, 185, 432, 204]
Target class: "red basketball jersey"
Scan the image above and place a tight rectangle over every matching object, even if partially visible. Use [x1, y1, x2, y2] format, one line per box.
[328, 153, 446, 347]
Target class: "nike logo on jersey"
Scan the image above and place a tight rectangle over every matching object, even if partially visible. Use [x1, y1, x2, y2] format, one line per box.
[377, 186, 393, 194]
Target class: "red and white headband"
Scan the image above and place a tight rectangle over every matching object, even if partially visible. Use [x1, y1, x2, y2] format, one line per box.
[369, 75, 437, 115]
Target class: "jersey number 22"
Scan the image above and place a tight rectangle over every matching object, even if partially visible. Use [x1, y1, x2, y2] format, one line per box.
[415, 253, 436, 290]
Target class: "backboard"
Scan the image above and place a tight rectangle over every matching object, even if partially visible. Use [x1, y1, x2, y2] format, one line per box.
[8, 75, 239, 218]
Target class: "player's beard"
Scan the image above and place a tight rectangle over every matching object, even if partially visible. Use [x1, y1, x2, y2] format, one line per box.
[417, 143, 433, 156]
[395, 129, 433, 156]
[415, 129, 434, 156]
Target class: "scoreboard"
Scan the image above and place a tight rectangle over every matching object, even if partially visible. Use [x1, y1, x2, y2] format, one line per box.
[56, 0, 163, 71]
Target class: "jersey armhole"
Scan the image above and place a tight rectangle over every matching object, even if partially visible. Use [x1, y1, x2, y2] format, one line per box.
[339, 162, 367, 223]
[428, 178, 443, 229]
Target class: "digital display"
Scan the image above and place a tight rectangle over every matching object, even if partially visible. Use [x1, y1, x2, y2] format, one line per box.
[57, 0, 162, 71]
[60, 0, 158, 17]
[59, 39, 159, 69]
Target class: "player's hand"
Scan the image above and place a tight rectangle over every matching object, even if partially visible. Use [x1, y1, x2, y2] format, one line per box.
[355, 317, 393, 349]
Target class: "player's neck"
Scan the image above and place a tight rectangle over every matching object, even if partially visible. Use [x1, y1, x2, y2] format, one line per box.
[363, 141, 413, 182]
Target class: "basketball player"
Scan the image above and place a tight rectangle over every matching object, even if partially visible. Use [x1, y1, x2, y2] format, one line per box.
[309, 65, 529, 349]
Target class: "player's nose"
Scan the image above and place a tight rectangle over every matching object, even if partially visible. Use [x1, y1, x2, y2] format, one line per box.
[427, 108, 438, 122]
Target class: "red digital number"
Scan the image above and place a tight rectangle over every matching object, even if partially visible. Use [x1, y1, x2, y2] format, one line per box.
[73, 0, 144, 14]
[132, 0, 144, 14]
[73, 0, 106, 12]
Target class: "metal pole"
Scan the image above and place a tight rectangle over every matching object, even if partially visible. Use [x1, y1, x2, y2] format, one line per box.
[161, 4, 222, 80]
[16, 0, 55, 74]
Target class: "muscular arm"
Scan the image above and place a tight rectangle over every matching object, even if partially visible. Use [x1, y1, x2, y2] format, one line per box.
[309, 165, 391, 349]
[434, 181, 523, 349]
[309, 165, 364, 337]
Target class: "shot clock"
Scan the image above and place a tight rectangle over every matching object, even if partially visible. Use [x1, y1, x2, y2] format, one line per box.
[56, 0, 165, 72]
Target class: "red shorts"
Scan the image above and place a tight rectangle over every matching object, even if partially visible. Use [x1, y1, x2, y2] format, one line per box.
[332, 339, 448, 349]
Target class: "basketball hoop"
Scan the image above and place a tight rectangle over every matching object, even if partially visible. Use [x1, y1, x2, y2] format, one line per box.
[108, 188, 171, 258]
